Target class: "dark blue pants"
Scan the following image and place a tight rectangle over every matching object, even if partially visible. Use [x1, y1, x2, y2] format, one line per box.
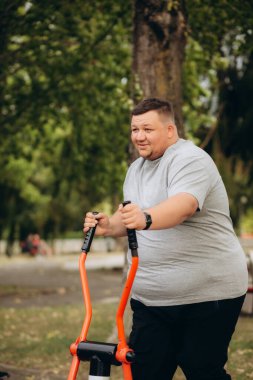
[129, 295, 245, 380]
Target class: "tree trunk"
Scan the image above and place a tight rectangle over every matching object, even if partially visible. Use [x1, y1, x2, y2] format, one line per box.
[132, 0, 187, 137]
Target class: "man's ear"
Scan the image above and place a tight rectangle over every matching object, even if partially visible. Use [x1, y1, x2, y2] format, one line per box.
[167, 123, 176, 138]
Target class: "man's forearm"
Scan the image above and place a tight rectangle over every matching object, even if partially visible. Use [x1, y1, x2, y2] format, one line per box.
[145, 193, 198, 230]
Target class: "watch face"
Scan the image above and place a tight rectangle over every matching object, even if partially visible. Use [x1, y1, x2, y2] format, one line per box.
[144, 212, 152, 229]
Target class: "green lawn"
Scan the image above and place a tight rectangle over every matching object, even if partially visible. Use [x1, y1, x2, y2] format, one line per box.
[0, 303, 252, 379]
[0, 303, 117, 379]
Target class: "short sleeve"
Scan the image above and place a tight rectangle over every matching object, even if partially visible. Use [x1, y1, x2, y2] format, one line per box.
[167, 156, 212, 210]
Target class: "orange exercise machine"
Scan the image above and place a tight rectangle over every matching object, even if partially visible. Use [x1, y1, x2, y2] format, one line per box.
[68, 201, 139, 380]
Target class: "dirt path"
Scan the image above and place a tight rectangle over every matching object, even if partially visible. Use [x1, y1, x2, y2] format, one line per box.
[0, 255, 123, 308]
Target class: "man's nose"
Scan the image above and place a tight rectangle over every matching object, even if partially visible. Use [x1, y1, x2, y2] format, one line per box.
[136, 130, 146, 140]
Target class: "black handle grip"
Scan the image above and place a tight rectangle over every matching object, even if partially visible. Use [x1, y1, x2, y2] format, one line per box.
[81, 212, 99, 253]
[122, 201, 138, 251]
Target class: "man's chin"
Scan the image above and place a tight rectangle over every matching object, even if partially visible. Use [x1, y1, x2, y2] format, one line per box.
[139, 152, 153, 160]
[138, 150, 161, 161]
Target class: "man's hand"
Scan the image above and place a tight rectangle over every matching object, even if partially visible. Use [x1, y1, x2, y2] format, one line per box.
[83, 212, 110, 236]
[119, 203, 146, 230]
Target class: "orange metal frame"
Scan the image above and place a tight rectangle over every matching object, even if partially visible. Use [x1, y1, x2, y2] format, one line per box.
[116, 256, 139, 379]
[68, 253, 91, 380]
[68, 249, 138, 380]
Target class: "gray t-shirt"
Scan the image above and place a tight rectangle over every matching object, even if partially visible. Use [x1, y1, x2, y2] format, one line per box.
[123, 139, 248, 306]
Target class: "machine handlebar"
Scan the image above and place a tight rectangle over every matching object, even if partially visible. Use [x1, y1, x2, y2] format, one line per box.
[122, 201, 138, 253]
[81, 212, 98, 253]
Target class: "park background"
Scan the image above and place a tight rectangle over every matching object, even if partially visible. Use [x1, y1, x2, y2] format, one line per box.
[0, 1, 253, 379]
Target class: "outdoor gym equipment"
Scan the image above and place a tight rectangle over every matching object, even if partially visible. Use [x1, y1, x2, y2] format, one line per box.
[68, 201, 139, 380]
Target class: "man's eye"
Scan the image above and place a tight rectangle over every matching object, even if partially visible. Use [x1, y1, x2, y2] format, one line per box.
[145, 129, 152, 132]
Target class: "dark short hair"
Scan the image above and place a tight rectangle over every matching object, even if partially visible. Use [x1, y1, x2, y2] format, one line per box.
[131, 98, 175, 122]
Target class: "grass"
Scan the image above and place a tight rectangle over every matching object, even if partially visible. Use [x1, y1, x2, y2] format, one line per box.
[0, 302, 117, 379]
[0, 302, 252, 379]
[228, 316, 253, 379]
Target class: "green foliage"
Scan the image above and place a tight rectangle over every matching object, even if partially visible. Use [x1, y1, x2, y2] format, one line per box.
[184, 0, 253, 142]
[186, 0, 253, 57]
[1, 0, 253, 245]
[183, 1, 253, 226]
[242, 208, 253, 234]
[183, 38, 221, 140]
[0, 0, 132, 242]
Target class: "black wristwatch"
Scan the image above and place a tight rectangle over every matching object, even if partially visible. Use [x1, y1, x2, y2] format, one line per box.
[143, 212, 152, 230]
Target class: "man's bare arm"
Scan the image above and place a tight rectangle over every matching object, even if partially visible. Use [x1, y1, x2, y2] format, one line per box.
[119, 193, 198, 230]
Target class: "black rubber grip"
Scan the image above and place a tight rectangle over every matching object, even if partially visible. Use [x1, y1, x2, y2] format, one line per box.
[81, 212, 99, 253]
[122, 201, 138, 251]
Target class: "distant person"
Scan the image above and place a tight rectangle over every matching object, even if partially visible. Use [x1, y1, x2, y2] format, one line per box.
[84, 98, 248, 380]
[31, 233, 41, 256]
[21, 233, 51, 256]
[21, 234, 34, 255]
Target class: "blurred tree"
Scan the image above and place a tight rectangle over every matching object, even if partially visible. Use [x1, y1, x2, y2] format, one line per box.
[184, 0, 253, 141]
[0, 0, 132, 253]
[185, 0, 253, 229]
[213, 52, 253, 229]
[1, 0, 253, 255]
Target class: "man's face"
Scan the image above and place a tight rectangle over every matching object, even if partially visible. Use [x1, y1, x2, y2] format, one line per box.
[131, 110, 171, 160]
